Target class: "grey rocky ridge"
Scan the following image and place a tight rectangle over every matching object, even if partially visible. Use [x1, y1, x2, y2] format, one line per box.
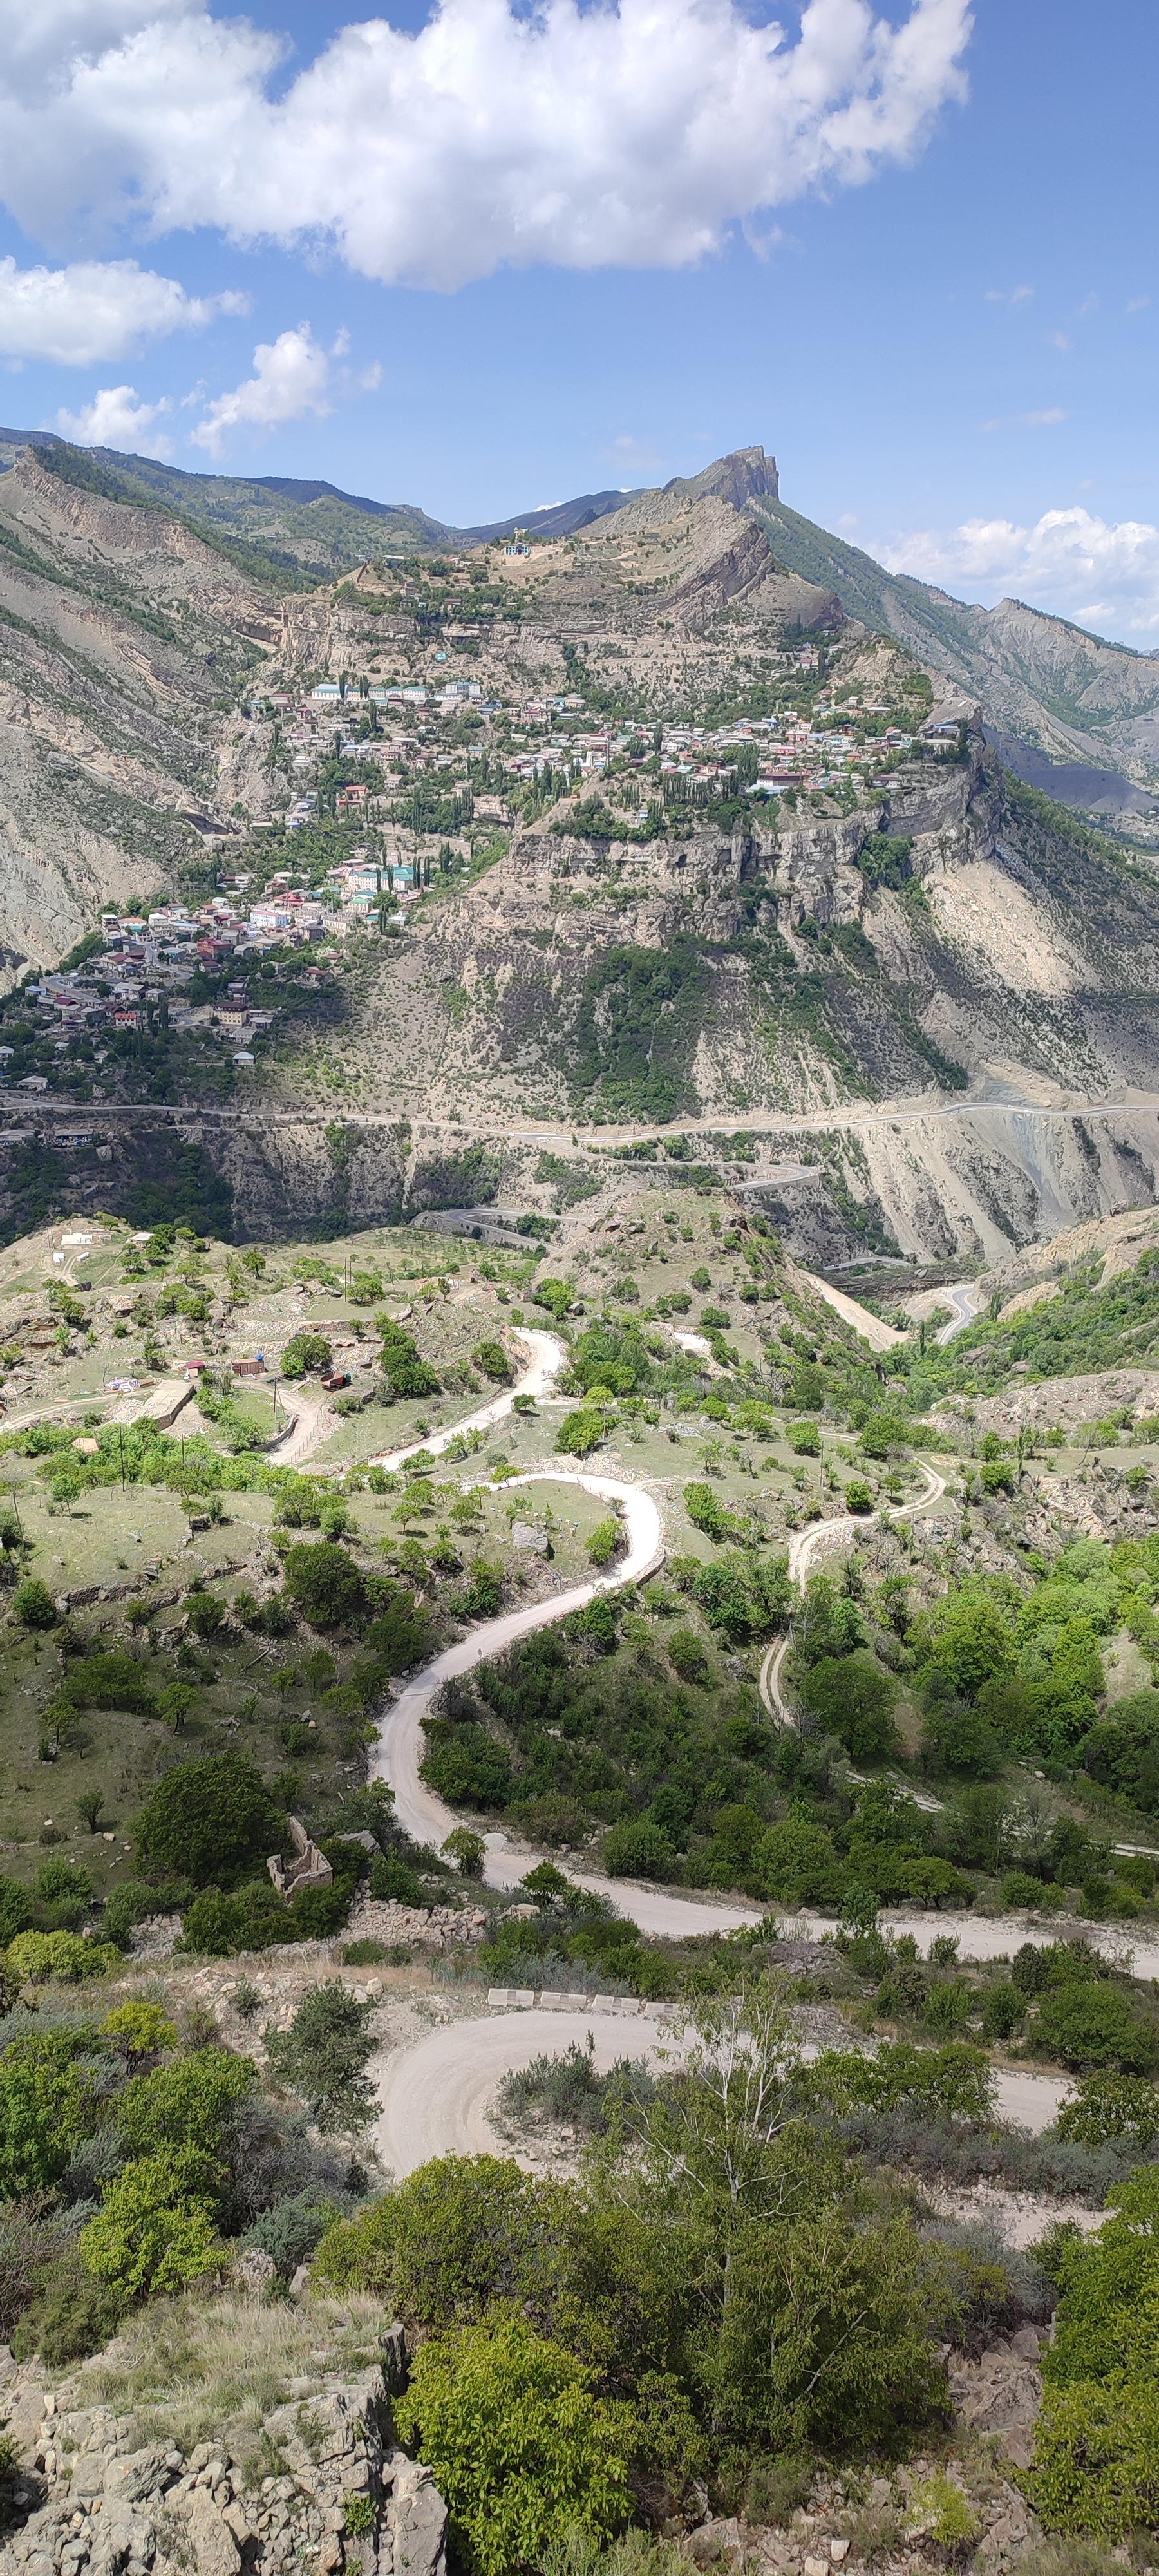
[0, 2353, 447, 2576]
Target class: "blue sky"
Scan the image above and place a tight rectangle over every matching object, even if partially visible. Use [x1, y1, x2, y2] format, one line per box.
[1, 0, 1156, 641]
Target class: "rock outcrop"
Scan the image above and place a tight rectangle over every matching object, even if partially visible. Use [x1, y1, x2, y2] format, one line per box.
[0, 2363, 447, 2576]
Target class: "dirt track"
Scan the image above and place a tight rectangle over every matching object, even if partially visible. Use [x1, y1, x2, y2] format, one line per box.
[368, 2006, 1073, 2181]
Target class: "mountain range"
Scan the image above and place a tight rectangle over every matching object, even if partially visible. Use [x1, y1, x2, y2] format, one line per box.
[3, 426, 1156, 826]
[2, 424, 1159, 1267]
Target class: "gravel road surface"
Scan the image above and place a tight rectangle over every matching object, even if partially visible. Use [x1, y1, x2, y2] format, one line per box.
[369, 2007, 1074, 2179]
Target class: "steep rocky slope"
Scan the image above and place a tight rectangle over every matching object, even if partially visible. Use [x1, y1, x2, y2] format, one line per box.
[0, 451, 281, 965]
[336, 735, 1159, 1128]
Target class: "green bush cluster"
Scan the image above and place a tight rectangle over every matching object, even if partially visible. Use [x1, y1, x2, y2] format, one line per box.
[314, 1989, 957, 2571]
[0, 1985, 369, 2358]
[377, 1315, 441, 1399]
[1027, 2167, 1159, 2536]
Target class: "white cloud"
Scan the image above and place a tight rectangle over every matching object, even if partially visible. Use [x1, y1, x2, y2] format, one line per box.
[979, 406, 1068, 432]
[53, 381, 173, 455]
[879, 506, 1159, 641]
[0, 254, 246, 364]
[0, 0, 972, 290]
[190, 323, 332, 455]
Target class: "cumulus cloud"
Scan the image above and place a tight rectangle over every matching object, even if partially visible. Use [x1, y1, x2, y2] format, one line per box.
[53, 381, 173, 455]
[0, 254, 246, 364]
[880, 506, 1159, 641]
[190, 323, 333, 455]
[0, 0, 972, 290]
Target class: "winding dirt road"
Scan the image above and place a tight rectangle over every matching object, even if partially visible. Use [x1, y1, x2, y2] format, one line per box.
[759, 1460, 949, 1724]
[937, 1283, 984, 1345]
[370, 1327, 565, 1474]
[371, 1426, 1159, 1964]
[368, 2005, 1074, 2180]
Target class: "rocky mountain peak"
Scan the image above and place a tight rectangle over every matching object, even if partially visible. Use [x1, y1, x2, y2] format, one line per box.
[662, 444, 780, 509]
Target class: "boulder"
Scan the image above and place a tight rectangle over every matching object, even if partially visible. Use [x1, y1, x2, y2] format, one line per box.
[234, 2246, 278, 2297]
[388, 2457, 448, 2576]
[185, 2488, 241, 2576]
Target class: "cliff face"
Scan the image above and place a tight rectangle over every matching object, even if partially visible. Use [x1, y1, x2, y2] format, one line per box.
[339, 735, 1159, 1132]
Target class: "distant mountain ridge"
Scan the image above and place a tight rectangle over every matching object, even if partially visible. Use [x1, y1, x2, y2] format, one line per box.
[746, 495, 1159, 819]
[0, 419, 1153, 817]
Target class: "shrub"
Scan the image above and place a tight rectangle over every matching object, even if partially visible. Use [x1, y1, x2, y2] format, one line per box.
[1028, 2375, 1159, 2537]
[799, 1652, 898, 1761]
[442, 1827, 486, 1879]
[281, 1332, 333, 1379]
[11, 2247, 124, 2365]
[368, 1850, 429, 1907]
[804, 2040, 994, 2125]
[473, 1340, 511, 1383]
[135, 1754, 285, 1891]
[395, 2315, 634, 2576]
[241, 2188, 339, 2283]
[1002, 1872, 1064, 1913]
[7, 1931, 117, 1983]
[101, 2002, 178, 2058]
[33, 1854, 93, 1927]
[921, 1980, 972, 2031]
[0, 1877, 32, 1949]
[60, 1650, 157, 1717]
[465, 1566, 504, 1618]
[14, 1579, 57, 1629]
[788, 1421, 820, 1457]
[79, 2148, 220, 2302]
[290, 1882, 354, 1940]
[283, 1540, 366, 1630]
[586, 1518, 621, 1569]
[184, 1591, 225, 1638]
[602, 1818, 675, 1882]
[102, 1879, 155, 1952]
[683, 1482, 723, 1537]
[1026, 2168, 1159, 2535]
[1035, 1982, 1158, 2074]
[844, 1481, 874, 1515]
[363, 1602, 429, 1671]
[905, 2475, 980, 2550]
[314, 2155, 556, 2312]
[420, 1724, 513, 1811]
[117, 2047, 256, 2159]
[179, 1883, 288, 1956]
[264, 1982, 377, 2132]
[1056, 2070, 1159, 2147]
[0, 2031, 101, 2195]
[666, 1629, 710, 1687]
[568, 1597, 617, 1652]
[981, 1983, 1024, 2041]
[379, 1321, 442, 1398]
[556, 1410, 605, 1457]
